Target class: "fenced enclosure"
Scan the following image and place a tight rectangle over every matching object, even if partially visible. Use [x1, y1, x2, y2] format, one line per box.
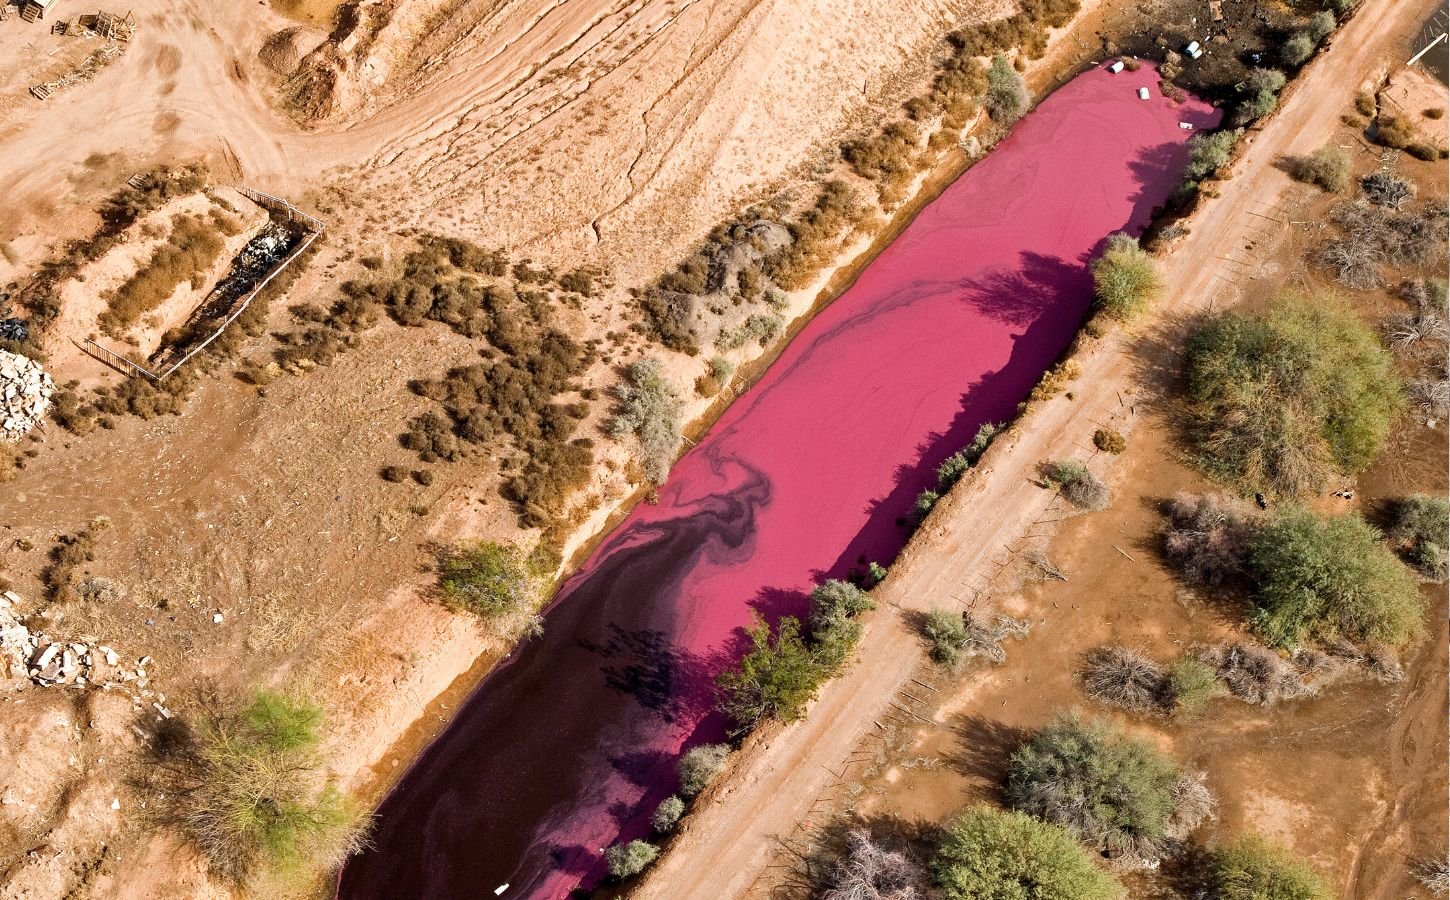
[82, 187, 324, 381]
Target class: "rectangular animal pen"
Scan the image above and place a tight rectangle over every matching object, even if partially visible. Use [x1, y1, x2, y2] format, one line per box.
[83, 187, 324, 381]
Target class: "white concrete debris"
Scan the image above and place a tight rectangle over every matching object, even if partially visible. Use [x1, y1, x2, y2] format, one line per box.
[0, 590, 152, 700]
[0, 350, 55, 442]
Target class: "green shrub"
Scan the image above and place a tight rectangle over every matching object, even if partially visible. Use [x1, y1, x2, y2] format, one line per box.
[985, 54, 1029, 123]
[1207, 834, 1332, 900]
[610, 357, 683, 483]
[1248, 507, 1425, 647]
[1308, 11, 1337, 42]
[1289, 146, 1350, 192]
[1093, 429, 1126, 453]
[651, 795, 685, 833]
[1184, 129, 1242, 182]
[937, 422, 1003, 490]
[437, 540, 536, 617]
[1236, 69, 1287, 124]
[1280, 33, 1315, 66]
[1166, 656, 1221, 715]
[145, 689, 367, 886]
[923, 608, 970, 667]
[717, 615, 830, 729]
[605, 839, 659, 878]
[677, 743, 730, 797]
[1388, 494, 1448, 581]
[1183, 295, 1403, 498]
[931, 806, 1123, 900]
[809, 579, 875, 635]
[1091, 233, 1162, 321]
[1006, 714, 1208, 861]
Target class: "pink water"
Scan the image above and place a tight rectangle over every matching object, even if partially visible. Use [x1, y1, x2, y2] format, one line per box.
[339, 66, 1219, 898]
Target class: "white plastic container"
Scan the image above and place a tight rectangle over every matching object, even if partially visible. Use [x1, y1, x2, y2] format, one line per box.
[1138, 87, 1151, 100]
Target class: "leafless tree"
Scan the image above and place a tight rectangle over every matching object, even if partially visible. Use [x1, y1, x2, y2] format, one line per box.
[817, 830, 924, 900]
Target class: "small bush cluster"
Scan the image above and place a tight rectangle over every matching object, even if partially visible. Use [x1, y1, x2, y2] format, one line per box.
[715, 312, 783, 351]
[1042, 460, 1111, 511]
[1320, 196, 1448, 289]
[42, 518, 110, 604]
[677, 743, 730, 797]
[1081, 646, 1222, 716]
[843, 120, 923, 201]
[437, 540, 537, 618]
[1028, 359, 1080, 403]
[605, 839, 658, 879]
[1280, 11, 1335, 66]
[932, 806, 1123, 900]
[1373, 114, 1445, 159]
[1183, 295, 1403, 498]
[650, 795, 685, 833]
[609, 357, 683, 484]
[142, 689, 366, 887]
[1388, 494, 1448, 581]
[1361, 171, 1416, 208]
[716, 580, 874, 731]
[763, 181, 864, 291]
[1182, 128, 1243, 190]
[1233, 68, 1287, 125]
[1006, 714, 1212, 864]
[914, 421, 1003, 517]
[1288, 145, 1350, 193]
[921, 608, 1030, 668]
[1090, 233, 1161, 321]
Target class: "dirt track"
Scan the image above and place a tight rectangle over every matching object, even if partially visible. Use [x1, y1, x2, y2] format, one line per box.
[634, 1, 1444, 896]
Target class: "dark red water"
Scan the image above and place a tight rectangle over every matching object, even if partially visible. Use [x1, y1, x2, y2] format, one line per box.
[339, 66, 1219, 899]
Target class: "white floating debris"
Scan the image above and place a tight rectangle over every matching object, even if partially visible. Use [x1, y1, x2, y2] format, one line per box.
[1137, 87, 1151, 100]
[1179, 122, 1195, 130]
[1107, 60, 1125, 74]
[494, 885, 510, 896]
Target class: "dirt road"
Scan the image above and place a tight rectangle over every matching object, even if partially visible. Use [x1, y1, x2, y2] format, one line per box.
[634, 1, 1442, 896]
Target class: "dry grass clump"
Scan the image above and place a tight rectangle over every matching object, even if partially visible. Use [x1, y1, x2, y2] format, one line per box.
[139, 690, 368, 888]
[1161, 492, 1258, 587]
[1028, 358, 1080, 402]
[1372, 114, 1444, 159]
[843, 121, 923, 201]
[764, 181, 865, 291]
[1092, 428, 1126, 453]
[1320, 196, 1448, 289]
[1081, 646, 1165, 714]
[100, 214, 225, 335]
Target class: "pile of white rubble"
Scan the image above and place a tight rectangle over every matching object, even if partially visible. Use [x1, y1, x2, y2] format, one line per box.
[0, 350, 54, 442]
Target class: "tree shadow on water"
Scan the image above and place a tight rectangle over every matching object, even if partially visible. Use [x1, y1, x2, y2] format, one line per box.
[951, 250, 1089, 328]
[577, 624, 723, 724]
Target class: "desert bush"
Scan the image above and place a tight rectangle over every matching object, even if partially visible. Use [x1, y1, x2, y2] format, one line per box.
[1384, 307, 1448, 354]
[1247, 507, 1425, 647]
[651, 795, 685, 833]
[923, 608, 970, 667]
[1280, 33, 1315, 66]
[926, 609, 1029, 668]
[1289, 146, 1349, 192]
[1081, 646, 1165, 714]
[1166, 655, 1221, 715]
[717, 615, 832, 729]
[1374, 114, 1418, 150]
[437, 540, 536, 618]
[609, 357, 683, 484]
[605, 839, 659, 878]
[936, 422, 1003, 491]
[819, 829, 925, 900]
[1006, 713, 1209, 863]
[985, 55, 1029, 123]
[1183, 129, 1242, 183]
[1206, 834, 1332, 900]
[100, 215, 225, 335]
[677, 743, 731, 797]
[1029, 359, 1080, 403]
[764, 181, 863, 291]
[1235, 69, 1287, 124]
[379, 464, 408, 483]
[1043, 460, 1111, 511]
[1184, 296, 1403, 498]
[144, 689, 366, 886]
[843, 120, 921, 187]
[932, 806, 1122, 900]
[1162, 492, 1259, 586]
[43, 518, 110, 604]
[716, 312, 785, 351]
[809, 580, 875, 641]
[1091, 234, 1162, 321]
[1194, 642, 1312, 705]
[1320, 198, 1449, 288]
[1387, 494, 1448, 581]
[1361, 171, 1416, 208]
[1308, 11, 1337, 42]
[1092, 428, 1126, 454]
